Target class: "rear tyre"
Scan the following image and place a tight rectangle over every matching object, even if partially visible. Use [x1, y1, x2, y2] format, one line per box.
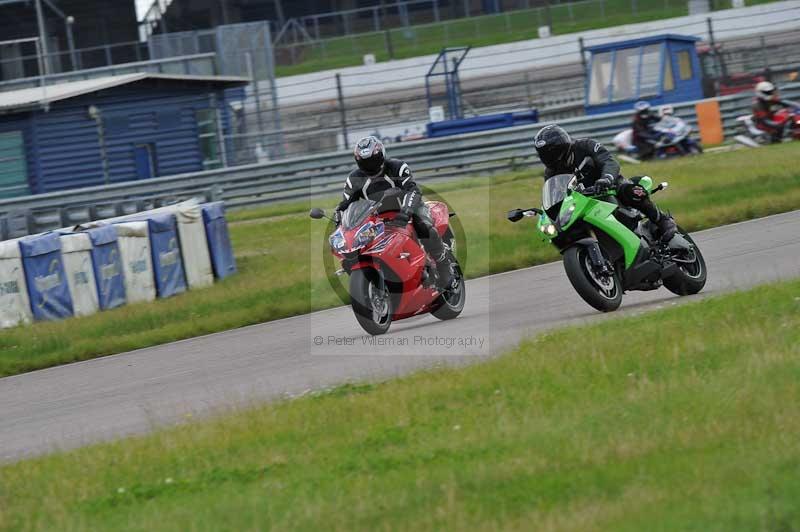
[431, 265, 466, 321]
[563, 246, 622, 312]
[663, 229, 707, 296]
[349, 269, 392, 335]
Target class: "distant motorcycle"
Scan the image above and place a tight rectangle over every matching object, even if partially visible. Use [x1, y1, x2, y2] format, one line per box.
[614, 115, 703, 160]
[735, 105, 800, 146]
[310, 189, 465, 335]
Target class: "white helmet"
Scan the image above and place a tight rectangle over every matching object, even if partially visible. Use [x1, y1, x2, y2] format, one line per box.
[659, 105, 674, 117]
[755, 81, 776, 101]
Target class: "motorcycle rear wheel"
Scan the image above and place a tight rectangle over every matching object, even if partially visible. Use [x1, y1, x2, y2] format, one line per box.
[563, 246, 622, 312]
[663, 229, 707, 296]
[350, 269, 392, 335]
[431, 265, 466, 321]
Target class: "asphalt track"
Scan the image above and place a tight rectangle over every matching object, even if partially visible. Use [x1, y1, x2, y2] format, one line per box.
[2, 210, 799, 462]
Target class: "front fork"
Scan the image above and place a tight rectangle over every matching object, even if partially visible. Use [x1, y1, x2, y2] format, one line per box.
[579, 233, 613, 276]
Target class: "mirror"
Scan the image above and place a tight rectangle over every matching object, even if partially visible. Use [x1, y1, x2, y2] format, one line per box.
[507, 209, 524, 222]
[309, 208, 325, 219]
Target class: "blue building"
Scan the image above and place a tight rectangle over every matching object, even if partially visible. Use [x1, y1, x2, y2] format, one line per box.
[584, 34, 704, 116]
[0, 73, 247, 198]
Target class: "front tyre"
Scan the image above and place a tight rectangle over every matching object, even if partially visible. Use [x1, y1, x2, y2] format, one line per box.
[563, 246, 623, 312]
[349, 269, 392, 335]
[663, 229, 707, 296]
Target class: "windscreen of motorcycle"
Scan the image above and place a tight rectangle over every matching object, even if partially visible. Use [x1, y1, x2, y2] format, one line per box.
[542, 174, 575, 211]
[341, 199, 379, 230]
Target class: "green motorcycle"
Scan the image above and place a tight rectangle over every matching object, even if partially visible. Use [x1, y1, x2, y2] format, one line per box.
[507, 160, 706, 312]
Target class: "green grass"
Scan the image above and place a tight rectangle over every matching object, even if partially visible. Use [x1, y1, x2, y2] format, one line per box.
[274, 0, 778, 77]
[0, 143, 798, 378]
[2, 278, 799, 531]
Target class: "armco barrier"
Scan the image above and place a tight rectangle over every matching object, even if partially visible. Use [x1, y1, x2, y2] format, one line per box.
[202, 202, 237, 280]
[87, 226, 127, 311]
[1, 85, 798, 239]
[0, 238, 33, 328]
[145, 214, 188, 299]
[60, 232, 101, 318]
[19, 233, 74, 321]
[114, 221, 157, 304]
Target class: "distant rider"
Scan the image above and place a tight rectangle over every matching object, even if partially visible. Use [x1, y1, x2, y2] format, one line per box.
[631, 101, 660, 160]
[534, 124, 677, 242]
[336, 136, 454, 289]
[752, 81, 794, 143]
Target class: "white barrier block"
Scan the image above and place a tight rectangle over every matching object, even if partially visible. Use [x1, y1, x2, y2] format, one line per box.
[115, 222, 157, 304]
[60, 233, 100, 317]
[0, 239, 33, 329]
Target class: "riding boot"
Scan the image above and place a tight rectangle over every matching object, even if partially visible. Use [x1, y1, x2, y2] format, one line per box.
[421, 231, 454, 290]
[655, 211, 677, 243]
[637, 198, 676, 243]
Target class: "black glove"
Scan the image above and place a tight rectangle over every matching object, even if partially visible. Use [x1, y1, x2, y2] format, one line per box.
[333, 209, 342, 225]
[392, 210, 411, 226]
[594, 175, 613, 193]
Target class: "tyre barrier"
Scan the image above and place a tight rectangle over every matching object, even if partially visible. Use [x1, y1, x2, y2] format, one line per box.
[0, 201, 237, 329]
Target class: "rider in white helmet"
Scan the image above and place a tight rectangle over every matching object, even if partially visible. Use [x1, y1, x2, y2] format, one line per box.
[752, 81, 793, 142]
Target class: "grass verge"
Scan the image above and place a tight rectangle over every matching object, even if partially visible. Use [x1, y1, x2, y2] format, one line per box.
[2, 278, 799, 530]
[0, 143, 798, 377]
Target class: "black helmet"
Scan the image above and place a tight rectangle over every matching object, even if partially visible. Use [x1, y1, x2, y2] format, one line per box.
[534, 125, 573, 167]
[354, 136, 386, 175]
[634, 100, 653, 118]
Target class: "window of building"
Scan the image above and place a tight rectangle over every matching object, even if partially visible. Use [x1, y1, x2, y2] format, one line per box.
[677, 50, 693, 80]
[589, 51, 613, 105]
[196, 109, 222, 170]
[611, 47, 639, 102]
[638, 44, 663, 98]
[663, 52, 675, 91]
[0, 131, 29, 198]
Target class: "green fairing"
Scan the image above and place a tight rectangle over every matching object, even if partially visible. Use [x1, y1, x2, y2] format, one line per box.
[580, 197, 641, 269]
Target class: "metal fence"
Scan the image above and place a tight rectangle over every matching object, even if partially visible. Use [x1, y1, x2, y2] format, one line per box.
[3, 85, 797, 240]
[224, 24, 800, 167]
[273, 0, 690, 70]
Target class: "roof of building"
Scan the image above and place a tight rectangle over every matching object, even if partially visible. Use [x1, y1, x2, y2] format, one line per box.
[585, 34, 700, 53]
[0, 73, 250, 115]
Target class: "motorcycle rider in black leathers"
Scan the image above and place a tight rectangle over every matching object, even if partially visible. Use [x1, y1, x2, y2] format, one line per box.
[534, 124, 677, 242]
[336, 136, 455, 289]
[631, 101, 660, 160]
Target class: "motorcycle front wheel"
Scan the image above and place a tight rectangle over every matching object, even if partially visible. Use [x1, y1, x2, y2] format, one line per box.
[563, 246, 623, 312]
[349, 269, 392, 335]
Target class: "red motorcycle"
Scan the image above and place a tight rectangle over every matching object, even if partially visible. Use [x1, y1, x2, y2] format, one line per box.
[736, 106, 800, 145]
[310, 189, 465, 335]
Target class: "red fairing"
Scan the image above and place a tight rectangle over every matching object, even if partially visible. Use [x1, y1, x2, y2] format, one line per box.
[331, 207, 446, 320]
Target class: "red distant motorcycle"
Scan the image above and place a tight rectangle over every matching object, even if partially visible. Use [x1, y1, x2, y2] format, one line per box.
[736, 106, 800, 145]
[310, 189, 465, 335]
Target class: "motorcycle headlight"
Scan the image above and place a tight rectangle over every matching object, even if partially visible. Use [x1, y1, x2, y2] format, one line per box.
[353, 222, 384, 249]
[329, 229, 346, 252]
[540, 223, 557, 236]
